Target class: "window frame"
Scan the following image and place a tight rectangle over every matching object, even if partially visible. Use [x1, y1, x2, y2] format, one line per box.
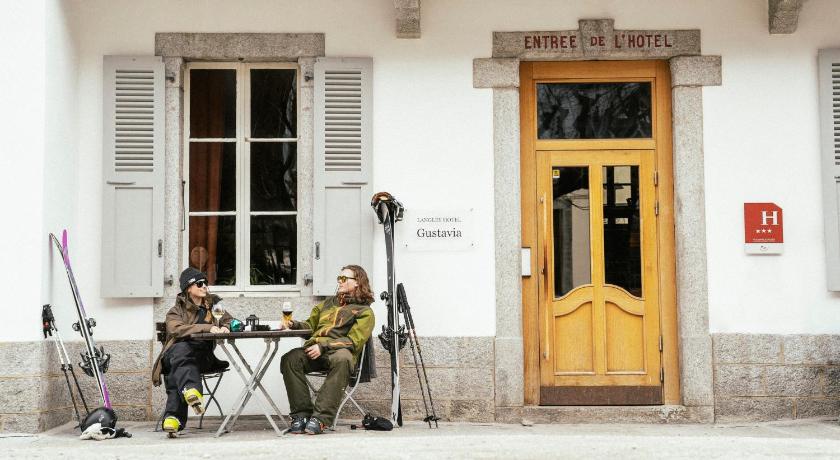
[183, 61, 301, 293]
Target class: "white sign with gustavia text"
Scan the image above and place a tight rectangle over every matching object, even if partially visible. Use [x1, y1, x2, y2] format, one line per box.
[404, 209, 474, 251]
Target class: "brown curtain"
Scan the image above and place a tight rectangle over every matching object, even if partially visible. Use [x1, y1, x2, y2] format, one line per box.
[188, 70, 227, 284]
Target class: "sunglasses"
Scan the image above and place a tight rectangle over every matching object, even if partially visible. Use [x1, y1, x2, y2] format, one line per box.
[336, 275, 357, 283]
[194, 280, 208, 288]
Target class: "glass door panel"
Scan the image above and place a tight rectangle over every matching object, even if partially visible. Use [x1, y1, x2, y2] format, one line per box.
[552, 166, 591, 298]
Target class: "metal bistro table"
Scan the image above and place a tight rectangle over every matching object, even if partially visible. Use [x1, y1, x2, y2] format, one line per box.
[192, 329, 312, 437]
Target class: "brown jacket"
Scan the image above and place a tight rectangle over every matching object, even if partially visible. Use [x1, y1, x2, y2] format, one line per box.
[151, 293, 232, 386]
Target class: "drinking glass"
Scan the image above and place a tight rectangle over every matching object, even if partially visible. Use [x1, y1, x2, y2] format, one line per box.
[211, 302, 226, 327]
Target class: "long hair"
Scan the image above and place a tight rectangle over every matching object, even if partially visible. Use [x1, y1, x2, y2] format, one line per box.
[342, 264, 375, 305]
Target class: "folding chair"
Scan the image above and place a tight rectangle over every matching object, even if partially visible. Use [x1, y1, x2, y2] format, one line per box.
[305, 339, 375, 429]
[153, 322, 227, 431]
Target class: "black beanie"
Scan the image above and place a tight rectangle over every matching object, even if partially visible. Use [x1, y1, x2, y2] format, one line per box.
[179, 267, 207, 292]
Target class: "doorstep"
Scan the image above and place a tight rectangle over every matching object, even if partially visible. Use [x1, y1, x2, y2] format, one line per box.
[495, 405, 714, 424]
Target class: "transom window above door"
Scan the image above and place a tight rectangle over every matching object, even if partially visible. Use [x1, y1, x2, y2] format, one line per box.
[536, 82, 652, 139]
[185, 63, 298, 291]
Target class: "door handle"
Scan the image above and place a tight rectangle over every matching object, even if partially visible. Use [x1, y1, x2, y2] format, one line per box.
[341, 181, 368, 186]
[106, 181, 136, 185]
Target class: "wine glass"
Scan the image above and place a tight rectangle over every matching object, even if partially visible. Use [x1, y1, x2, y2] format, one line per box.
[282, 301, 293, 328]
[211, 302, 225, 328]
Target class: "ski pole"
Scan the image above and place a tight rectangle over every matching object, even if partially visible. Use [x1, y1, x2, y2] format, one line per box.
[42, 304, 89, 426]
[397, 284, 440, 427]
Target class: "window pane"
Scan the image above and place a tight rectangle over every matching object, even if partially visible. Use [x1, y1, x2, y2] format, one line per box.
[251, 216, 296, 285]
[189, 69, 236, 138]
[537, 82, 651, 139]
[552, 167, 591, 297]
[189, 143, 236, 212]
[602, 165, 642, 297]
[250, 69, 297, 138]
[250, 143, 296, 211]
[189, 216, 236, 286]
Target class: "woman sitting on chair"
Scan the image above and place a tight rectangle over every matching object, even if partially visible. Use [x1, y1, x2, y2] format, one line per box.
[279, 264, 375, 435]
[151, 267, 232, 436]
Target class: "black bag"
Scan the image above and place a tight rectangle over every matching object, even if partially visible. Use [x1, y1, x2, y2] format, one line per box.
[362, 413, 393, 431]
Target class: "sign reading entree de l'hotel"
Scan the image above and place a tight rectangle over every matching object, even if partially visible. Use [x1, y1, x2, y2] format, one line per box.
[493, 19, 700, 59]
[405, 209, 474, 251]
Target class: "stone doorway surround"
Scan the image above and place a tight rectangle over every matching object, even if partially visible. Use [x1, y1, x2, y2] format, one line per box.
[474, 19, 722, 422]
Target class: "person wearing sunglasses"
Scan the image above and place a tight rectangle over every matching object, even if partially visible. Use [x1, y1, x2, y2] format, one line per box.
[279, 264, 376, 435]
[152, 267, 233, 437]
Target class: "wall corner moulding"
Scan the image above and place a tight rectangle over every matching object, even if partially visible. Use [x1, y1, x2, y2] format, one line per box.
[394, 0, 421, 39]
[769, 0, 806, 34]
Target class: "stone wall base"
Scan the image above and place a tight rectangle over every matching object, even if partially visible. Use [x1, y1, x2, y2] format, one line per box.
[0, 340, 154, 433]
[713, 333, 840, 422]
[7, 332, 838, 432]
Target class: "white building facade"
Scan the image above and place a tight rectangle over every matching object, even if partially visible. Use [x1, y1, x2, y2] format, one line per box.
[2, 0, 840, 432]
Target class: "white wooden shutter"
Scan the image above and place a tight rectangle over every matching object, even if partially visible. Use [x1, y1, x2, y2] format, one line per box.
[313, 57, 374, 295]
[101, 56, 165, 297]
[820, 49, 840, 291]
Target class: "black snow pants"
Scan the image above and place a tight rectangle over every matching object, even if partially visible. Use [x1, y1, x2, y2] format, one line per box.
[161, 340, 216, 428]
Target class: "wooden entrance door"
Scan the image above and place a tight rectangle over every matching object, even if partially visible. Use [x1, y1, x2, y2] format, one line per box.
[537, 150, 660, 404]
[521, 61, 679, 406]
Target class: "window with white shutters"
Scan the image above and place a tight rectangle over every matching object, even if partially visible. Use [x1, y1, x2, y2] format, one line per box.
[819, 49, 840, 290]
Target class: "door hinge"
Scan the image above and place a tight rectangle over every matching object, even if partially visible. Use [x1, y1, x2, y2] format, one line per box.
[660, 367, 665, 383]
[659, 335, 663, 352]
[655, 201, 660, 216]
[654, 170, 659, 186]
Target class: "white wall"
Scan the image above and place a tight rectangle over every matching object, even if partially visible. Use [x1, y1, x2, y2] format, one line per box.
[702, 0, 840, 333]
[59, 0, 840, 339]
[0, 0, 46, 342]
[41, 0, 85, 341]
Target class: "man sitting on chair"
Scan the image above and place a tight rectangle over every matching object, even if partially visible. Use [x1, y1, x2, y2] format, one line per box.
[279, 264, 375, 435]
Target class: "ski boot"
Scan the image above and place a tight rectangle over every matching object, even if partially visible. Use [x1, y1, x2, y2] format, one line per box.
[162, 416, 180, 438]
[182, 388, 205, 415]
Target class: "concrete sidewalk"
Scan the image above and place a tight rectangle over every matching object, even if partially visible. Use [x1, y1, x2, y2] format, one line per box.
[3, 417, 840, 459]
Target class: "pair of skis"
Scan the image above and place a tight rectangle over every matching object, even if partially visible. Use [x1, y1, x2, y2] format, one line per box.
[47, 230, 129, 438]
[371, 192, 439, 428]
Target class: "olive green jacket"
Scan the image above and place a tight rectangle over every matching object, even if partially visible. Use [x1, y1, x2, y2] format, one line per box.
[289, 296, 374, 364]
[151, 293, 232, 386]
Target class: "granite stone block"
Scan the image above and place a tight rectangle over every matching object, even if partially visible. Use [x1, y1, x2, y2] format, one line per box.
[680, 336, 714, 406]
[1, 413, 43, 433]
[713, 334, 782, 364]
[824, 367, 840, 396]
[670, 56, 722, 87]
[795, 398, 840, 418]
[473, 58, 519, 89]
[0, 377, 43, 413]
[715, 397, 794, 423]
[714, 365, 765, 397]
[0, 342, 45, 376]
[783, 335, 838, 365]
[400, 367, 494, 400]
[155, 33, 325, 60]
[495, 336, 524, 407]
[40, 407, 74, 431]
[449, 399, 495, 422]
[769, 0, 805, 34]
[765, 366, 821, 397]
